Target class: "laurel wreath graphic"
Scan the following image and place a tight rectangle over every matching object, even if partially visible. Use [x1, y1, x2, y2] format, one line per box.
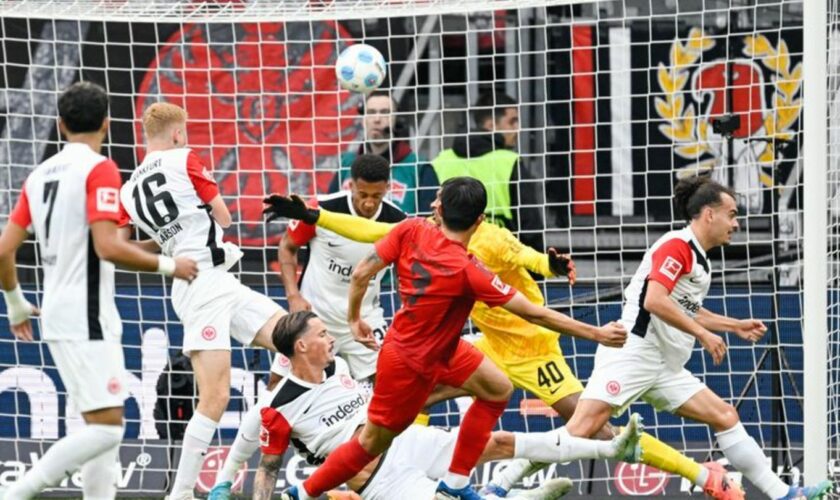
[742, 34, 802, 164]
[655, 29, 802, 181]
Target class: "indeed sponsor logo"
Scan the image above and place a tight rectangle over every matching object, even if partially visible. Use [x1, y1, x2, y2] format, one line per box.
[677, 295, 700, 314]
[319, 394, 365, 427]
[328, 259, 353, 278]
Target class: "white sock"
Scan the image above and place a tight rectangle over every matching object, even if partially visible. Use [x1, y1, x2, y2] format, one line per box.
[514, 427, 615, 463]
[716, 422, 789, 499]
[6, 424, 123, 500]
[81, 439, 120, 500]
[170, 412, 218, 498]
[490, 459, 534, 491]
[215, 402, 263, 485]
[442, 472, 470, 489]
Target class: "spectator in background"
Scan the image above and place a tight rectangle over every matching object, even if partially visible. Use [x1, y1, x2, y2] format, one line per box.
[431, 92, 520, 231]
[329, 91, 437, 215]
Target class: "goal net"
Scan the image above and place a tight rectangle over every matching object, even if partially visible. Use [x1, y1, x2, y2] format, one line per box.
[0, 0, 817, 496]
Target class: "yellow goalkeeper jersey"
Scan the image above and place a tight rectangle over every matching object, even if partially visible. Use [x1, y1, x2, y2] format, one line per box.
[467, 222, 560, 359]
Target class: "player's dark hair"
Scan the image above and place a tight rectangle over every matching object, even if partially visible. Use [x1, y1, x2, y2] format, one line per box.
[673, 176, 737, 222]
[350, 154, 390, 183]
[272, 311, 318, 358]
[473, 92, 517, 128]
[58, 81, 109, 134]
[439, 177, 487, 231]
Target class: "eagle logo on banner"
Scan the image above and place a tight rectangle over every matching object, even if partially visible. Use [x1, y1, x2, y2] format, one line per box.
[654, 28, 802, 214]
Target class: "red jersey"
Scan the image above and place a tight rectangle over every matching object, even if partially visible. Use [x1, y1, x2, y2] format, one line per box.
[374, 218, 515, 374]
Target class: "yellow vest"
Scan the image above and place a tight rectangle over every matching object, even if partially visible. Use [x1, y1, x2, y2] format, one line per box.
[432, 148, 518, 224]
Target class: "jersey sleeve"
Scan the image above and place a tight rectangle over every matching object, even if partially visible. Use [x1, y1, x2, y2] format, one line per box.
[259, 407, 292, 456]
[86, 159, 124, 224]
[9, 186, 32, 230]
[465, 259, 517, 307]
[480, 222, 553, 277]
[374, 218, 416, 264]
[285, 198, 319, 246]
[648, 238, 693, 292]
[186, 151, 220, 204]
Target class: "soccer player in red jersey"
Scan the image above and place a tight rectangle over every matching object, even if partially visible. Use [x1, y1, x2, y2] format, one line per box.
[276, 177, 627, 500]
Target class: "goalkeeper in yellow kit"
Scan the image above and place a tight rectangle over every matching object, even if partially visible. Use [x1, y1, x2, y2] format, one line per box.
[263, 193, 743, 500]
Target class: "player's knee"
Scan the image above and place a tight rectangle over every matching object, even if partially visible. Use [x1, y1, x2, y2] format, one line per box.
[712, 403, 740, 431]
[199, 385, 230, 415]
[489, 376, 514, 401]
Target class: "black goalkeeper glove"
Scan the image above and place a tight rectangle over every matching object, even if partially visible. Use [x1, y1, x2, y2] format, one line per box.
[262, 194, 320, 225]
[547, 247, 576, 285]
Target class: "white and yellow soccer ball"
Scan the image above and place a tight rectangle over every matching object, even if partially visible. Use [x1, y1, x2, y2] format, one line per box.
[335, 43, 386, 93]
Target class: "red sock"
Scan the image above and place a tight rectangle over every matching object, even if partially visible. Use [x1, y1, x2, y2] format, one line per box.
[302, 438, 377, 497]
[448, 398, 508, 476]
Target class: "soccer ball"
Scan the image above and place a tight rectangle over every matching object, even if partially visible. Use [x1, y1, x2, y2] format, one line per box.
[335, 44, 387, 93]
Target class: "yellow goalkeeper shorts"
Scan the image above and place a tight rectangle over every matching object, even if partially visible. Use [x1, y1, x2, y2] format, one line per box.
[473, 336, 583, 406]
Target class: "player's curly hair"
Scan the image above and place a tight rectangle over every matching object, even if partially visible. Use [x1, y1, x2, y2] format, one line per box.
[58, 81, 109, 134]
[351, 154, 390, 183]
[439, 177, 487, 231]
[673, 176, 737, 222]
[272, 311, 318, 357]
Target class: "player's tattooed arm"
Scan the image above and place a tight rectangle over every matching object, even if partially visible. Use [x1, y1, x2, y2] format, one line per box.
[348, 250, 388, 351]
[253, 453, 283, 500]
[348, 249, 387, 320]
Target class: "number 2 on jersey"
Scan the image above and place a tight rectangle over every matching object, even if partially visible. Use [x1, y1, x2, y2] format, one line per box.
[132, 173, 179, 230]
[43, 180, 59, 246]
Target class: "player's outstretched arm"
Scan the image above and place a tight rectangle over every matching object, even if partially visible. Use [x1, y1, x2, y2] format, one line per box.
[263, 194, 394, 243]
[501, 292, 627, 347]
[253, 453, 283, 500]
[644, 281, 727, 364]
[277, 233, 311, 313]
[91, 220, 198, 281]
[486, 223, 576, 283]
[348, 249, 389, 351]
[0, 222, 39, 340]
[696, 307, 766, 343]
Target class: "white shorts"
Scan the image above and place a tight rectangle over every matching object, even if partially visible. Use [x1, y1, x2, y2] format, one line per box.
[323, 317, 387, 380]
[582, 333, 706, 416]
[171, 267, 282, 355]
[48, 339, 127, 414]
[359, 425, 457, 500]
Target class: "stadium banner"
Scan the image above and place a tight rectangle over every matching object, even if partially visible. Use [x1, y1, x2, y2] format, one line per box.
[1, 18, 802, 243]
[0, 285, 806, 496]
[546, 21, 802, 222]
[0, 438, 810, 498]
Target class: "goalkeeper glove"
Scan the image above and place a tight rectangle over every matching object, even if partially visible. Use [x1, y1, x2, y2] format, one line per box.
[547, 248, 576, 283]
[263, 194, 320, 225]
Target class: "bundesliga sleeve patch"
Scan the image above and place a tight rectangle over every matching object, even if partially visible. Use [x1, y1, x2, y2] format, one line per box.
[658, 256, 683, 281]
[492, 275, 512, 294]
[96, 187, 120, 213]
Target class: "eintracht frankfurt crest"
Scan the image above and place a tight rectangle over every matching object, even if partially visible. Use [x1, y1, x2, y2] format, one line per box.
[655, 28, 802, 213]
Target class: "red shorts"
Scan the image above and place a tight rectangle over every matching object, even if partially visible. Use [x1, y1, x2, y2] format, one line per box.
[366, 339, 484, 432]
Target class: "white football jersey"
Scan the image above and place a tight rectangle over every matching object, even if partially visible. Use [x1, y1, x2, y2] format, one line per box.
[120, 148, 224, 270]
[286, 191, 406, 329]
[620, 226, 712, 369]
[9, 143, 123, 341]
[259, 357, 370, 463]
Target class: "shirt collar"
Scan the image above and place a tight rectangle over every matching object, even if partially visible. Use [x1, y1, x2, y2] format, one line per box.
[684, 226, 707, 257]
